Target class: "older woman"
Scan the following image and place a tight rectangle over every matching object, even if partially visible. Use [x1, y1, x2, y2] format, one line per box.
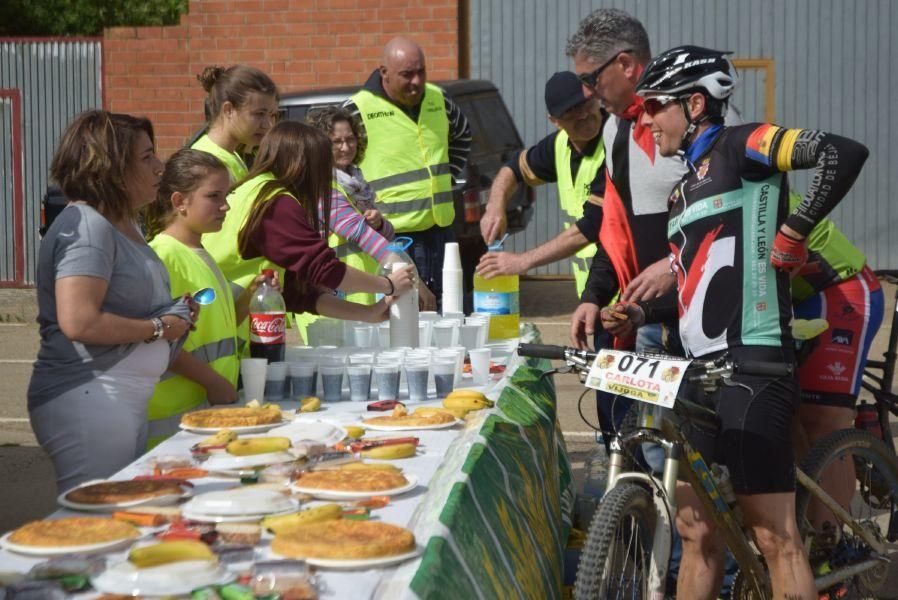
[28, 110, 194, 493]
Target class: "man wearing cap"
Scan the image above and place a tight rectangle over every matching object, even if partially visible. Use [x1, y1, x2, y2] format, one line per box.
[479, 71, 607, 300]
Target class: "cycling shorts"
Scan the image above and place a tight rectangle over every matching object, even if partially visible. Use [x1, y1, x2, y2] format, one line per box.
[681, 346, 800, 495]
[794, 265, 884, 407]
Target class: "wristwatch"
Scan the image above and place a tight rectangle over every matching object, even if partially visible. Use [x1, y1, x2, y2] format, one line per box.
[145, 317, 165, 343]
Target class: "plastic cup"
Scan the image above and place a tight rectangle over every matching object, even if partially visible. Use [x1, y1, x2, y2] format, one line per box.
[377, 323, 391, 348]
[240, 359, 267, 404]
[466, 316, 490, 348]
[458, 324, 481, 351]
[289, 362, 317, 400]
[419, 311, 440, 323]
[432, 359, 456, 398]
[432, 321, 458, 348]
[285, 345, 315, 363]
[347, 364, 373, 402]
[442, 311, 464, 322]
[468, 348, 492, 386]
[349, 353, 375, 365]
[352, 325, 374, 348]
[264, 361, 289, 401]
[320, 364, 345, 403]
[374, 363, 401, 401]
[443, 242, 462, 270]
[418, 321, 433, 347]
[405, 363, 430, 402]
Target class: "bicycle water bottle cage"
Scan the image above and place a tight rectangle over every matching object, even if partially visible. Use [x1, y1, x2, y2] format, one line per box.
[387, 236, 414, 253]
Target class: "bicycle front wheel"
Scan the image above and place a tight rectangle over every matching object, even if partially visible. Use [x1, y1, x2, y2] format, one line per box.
[795, 428, 898, 598]
[574, 482, 658, 599]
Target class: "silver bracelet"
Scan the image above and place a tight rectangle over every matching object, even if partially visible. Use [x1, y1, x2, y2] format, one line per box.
[145, 317, 164, 343]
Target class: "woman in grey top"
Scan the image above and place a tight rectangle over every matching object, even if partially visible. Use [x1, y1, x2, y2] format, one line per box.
[29, 111, 194, 493]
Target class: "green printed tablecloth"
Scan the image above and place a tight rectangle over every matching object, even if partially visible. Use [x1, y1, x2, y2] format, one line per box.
[377, 326, 575, 599]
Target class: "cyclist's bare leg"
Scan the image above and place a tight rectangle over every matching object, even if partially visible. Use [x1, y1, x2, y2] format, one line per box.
[737, 491, 816, 600]
[674, 482, 726, 599]
[796, 404, 856, 530]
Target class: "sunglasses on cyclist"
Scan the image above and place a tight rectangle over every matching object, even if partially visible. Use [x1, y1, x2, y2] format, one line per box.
[642, 95, 684, 117]
[577, 49, 634, 88]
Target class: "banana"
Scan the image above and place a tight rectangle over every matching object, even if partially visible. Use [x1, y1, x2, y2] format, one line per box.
[226, 436, 291, 456]
[414, 406, 469, 420]
[299, 396, 321, 413]
[339, 462, 401, 472]
[360, 442, 417, 460]
[443, 390, 493, 410]
[262, 503, 343, 534]
[128, 540, 215, 568]
[198, 429, 237, 448]
[344, 425, 365, 439]
[246, 399, 261, 409]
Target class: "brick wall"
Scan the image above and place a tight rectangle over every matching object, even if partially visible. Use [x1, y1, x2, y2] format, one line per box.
[104, 0, 460, 158]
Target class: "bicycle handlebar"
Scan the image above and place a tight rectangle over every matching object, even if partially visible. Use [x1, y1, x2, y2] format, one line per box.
[517, 344, 569, 360]
[733, 361, 794, 378]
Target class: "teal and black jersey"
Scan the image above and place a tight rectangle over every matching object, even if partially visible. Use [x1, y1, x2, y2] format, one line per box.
[668, 124, 794, 356]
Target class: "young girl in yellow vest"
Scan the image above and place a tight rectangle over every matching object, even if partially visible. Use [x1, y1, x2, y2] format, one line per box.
[192, 64, 279, 183]
[143, 149, 278, 448]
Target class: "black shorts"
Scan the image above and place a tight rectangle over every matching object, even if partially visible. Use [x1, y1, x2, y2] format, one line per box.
[681, 346, 800, 495]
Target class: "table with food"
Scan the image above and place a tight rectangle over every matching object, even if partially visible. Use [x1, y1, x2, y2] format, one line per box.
[0, 324, 574, 599]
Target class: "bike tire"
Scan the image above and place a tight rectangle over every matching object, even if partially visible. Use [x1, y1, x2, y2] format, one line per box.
[574, 482, 658, 599]
[795, 428, 898, 598]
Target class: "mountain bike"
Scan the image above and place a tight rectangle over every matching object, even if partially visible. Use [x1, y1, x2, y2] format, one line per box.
[518, 343, 898, 599]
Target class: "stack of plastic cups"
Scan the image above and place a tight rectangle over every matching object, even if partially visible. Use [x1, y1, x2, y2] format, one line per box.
[468, 348, 492, 386]
[431, 359, 456, 398]
[466, 315, 490, 349]
[265, 362, 290, 402]
[442, 242, 464, 315]
[289, 359, 317, 401]
[240, 358, 267, 404]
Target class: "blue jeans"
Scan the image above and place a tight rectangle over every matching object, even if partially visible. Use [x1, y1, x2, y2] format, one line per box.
[405, 225, 455, 310]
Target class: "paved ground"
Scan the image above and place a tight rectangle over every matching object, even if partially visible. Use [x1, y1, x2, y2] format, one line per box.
[2, 279, 897, 587]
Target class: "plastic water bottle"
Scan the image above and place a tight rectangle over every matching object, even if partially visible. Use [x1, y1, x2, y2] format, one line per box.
[249, 269, 285, 363]
[379, 237, 419, 348]
[854, 402, 882, 440]
[473, 238, 519, 339]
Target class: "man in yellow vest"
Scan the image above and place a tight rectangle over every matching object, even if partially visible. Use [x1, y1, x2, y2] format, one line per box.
[343, 37, 472, 305]
[478, 71, 606, 300]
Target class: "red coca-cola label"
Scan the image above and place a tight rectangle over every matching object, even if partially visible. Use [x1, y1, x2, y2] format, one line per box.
[250, 312, 286, 344]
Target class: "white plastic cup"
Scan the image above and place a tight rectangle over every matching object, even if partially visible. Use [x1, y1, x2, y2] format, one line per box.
[405, 362, 430, 402]
[289, 362, 317, 400]
[374, 363, 401, 400]
[432, 321, 458, 348]
[468, 348, 492, 386]
[320, 364, 345, 403]
[240, 359, 267, 404]
[443, 242, 462, 270]
[431, 359, 456, 398]
[458, 324, 481, 351]
[285, 345, 315, 363]
[347, 364, 373, 402]
[419, 311, 440, 323]
[377, 323, 391, 348]
[418, 321, 433, 347]
[442, 310, 464, 322]
[352, 324, 374, 348]
[265, 361, 290, 401]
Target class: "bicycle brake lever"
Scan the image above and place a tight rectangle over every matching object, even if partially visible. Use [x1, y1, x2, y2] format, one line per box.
[539, 365, 575, 381]
[721, 374, 753, 394]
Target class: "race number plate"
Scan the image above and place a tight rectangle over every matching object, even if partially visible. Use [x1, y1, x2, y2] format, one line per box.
[584, 349, 692, 409]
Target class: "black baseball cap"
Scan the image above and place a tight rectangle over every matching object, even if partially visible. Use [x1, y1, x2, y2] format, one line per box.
[545, 71, 588, 118]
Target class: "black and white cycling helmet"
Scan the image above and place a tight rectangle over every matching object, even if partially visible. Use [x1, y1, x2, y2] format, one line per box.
[636, 45, 738, 101]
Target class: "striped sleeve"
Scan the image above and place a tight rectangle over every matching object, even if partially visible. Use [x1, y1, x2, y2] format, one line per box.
[444, 94, 472, 178]
[326, 189, 392, 262]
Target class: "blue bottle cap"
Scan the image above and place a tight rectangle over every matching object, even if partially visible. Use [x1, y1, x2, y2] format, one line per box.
[387, 236, 414, 253]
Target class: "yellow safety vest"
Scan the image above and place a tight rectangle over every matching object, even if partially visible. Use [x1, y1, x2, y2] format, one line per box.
[191, 134, 249, 183]
[147, 234, 240, 448]
[352, 84, 453, 233]
[554, 130, 605, 298]
[204, 173, 285, 352]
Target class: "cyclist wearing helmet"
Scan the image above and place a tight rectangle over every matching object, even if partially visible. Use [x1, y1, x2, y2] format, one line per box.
[603, 45, 869, 599]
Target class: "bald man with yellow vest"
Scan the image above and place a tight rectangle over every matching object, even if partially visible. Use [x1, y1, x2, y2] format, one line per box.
[479, 71, 606, 299]
[343, 37, 472, 306]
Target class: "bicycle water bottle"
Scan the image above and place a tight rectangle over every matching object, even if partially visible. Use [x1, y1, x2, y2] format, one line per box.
[854, 402, 882, 440]
[473, 238, 519, 339]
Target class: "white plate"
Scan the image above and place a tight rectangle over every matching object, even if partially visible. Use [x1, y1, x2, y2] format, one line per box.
[183, 488, 297, 516]
[92, 559, 233, 595]
[181, 505, 297, 523]
[0, 530, 140, 557]
[305, 547, 422, 569]
[202, 451, 297, 472]
[179, 420, 288, 435]
[57, 480, 192, 513]
[360, 418, 462, 432]
[268, 420, 348, 446]
[293, 474, 419, 500]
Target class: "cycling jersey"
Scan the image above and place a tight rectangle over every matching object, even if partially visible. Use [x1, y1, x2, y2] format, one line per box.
[651, 123, 870, 357]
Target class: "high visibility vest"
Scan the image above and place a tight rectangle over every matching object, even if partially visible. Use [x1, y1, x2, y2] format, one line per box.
[554, 130, 605, 298]
[352, 84, 453, 233]
[146, 234, 240, 448]
[191, 134, 248, 183]
[204, 173, 285, 352]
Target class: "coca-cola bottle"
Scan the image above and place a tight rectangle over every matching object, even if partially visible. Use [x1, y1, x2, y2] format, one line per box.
[249, 269, 286, 363]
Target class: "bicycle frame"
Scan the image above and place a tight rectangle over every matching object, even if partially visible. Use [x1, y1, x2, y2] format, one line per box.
[862, 271, 898, 454]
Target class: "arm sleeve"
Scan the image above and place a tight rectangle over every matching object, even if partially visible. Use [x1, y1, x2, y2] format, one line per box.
[445, 94, 472, 178]
[579, 242, 618, 307]
[742, 124, 870, 236]
[244, 195, 347, 310]
[574, 201, 603, 241]
[327, 189, 392, 261]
